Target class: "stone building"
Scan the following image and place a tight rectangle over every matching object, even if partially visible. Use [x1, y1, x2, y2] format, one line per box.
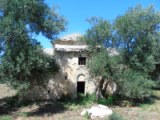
[48, 34, 96, 99]
[23, 34, 117, 101]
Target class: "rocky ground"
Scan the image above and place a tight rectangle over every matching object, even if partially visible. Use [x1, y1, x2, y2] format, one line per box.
[0, 84, 160, 120]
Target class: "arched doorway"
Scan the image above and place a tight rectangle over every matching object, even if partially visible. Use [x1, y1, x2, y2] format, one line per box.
[77, 74, 85, 94]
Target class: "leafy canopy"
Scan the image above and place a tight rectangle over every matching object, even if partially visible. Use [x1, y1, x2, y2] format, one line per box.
[84, 5, 160, 99]
[114, 5, 160, 73]
[83, 17, 112, 50]
[0, 0, 66, 89]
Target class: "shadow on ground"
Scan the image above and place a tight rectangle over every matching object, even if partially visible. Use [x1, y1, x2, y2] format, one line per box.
[0, 97, 18, 115]
[0, 95, 67, 117]
[28, 102, 67, 116]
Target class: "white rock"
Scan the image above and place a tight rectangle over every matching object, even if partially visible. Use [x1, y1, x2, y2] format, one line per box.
[98, 104, 109, 109]
[81, 104, 112, 119]
[80, 109, 88, 116]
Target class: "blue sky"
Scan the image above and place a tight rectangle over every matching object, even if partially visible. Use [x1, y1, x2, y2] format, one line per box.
[39, 0, 160, 48]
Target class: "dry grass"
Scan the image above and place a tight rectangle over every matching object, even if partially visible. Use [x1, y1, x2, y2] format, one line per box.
[111, 90, 160, 120]
[0, 84, 16, 99]
[1, 84, 160, 120]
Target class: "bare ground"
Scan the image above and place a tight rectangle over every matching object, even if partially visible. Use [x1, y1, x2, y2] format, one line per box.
[0, 84, 160, 120]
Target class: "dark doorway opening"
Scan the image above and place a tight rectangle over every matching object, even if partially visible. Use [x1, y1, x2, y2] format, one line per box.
[77, 81, 85, 94]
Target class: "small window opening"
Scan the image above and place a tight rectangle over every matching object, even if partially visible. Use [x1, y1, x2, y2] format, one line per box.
[47, 89, 50, 94]
[64, 75, 67, 80]
[78, 57, 86, 65]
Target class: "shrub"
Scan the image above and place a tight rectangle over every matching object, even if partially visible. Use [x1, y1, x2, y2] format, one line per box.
[98, 96, 117, 105]
[60, 94, 97, 107]
[76, 94, 96, 106]
[117, 69, 154, 100]
[0, 115, 12, 120]
[108, 112, 125, 120]
[83, 111, 90, 120]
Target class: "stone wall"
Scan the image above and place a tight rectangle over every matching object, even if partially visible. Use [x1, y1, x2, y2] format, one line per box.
[47, 51, 96, 98]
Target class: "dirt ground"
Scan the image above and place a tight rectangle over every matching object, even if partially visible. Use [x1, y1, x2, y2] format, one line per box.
[0, 84, 16, 99]
[0, 84, 160, 120]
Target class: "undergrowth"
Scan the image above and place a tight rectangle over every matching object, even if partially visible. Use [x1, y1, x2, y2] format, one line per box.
[0, 115, 12, 120]
[108, 112, 125, 120]
[60, 93, 118, 108]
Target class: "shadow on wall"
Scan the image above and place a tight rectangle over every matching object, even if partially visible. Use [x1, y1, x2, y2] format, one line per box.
[19, 72, 77, 102]
[47, 71, 77, 100]
[19, 53, 76, 101]
[48, 51, 79, 99]
[21, 51, 93, 101]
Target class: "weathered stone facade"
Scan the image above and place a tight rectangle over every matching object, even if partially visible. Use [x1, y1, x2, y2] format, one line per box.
[48, 37, 96, 99]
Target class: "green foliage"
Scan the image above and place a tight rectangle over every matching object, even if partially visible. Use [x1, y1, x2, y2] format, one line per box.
[108, 112, 125, 120]
[0, 0, 65, 89]
[0, 0, 66, 40]
[84, 5, 160, 100]
[58, 94, 96, 110]
[16, 112, 30, 117]
[0, 44, 59, 89]
[87, 49, 121, 80]
[61, 93, 118, 107]
[114, 5, 160, 73]
[118, 69, 155, 99]
[98, 96, 117, 105]
[0, 115, 12, 120]
[64, 94, 96, 107]
[83, 111, 90, 120]
[82, 17, 112, 50]
[113, 5, 160, 99]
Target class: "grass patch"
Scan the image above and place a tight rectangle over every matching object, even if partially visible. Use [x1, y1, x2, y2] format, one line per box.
[83, 111, 90, 120]
[98, 96, 117, 105]
[108, 112, 125, 120]
[153, 89, 160, 97]
[138, 90, 160, 110]
[60, 94, 96, 109]
[60, 94, 119, 110]
[15, 112, 30, 117]
[139, 103, 151, 110]
[0, 115, 12, 120]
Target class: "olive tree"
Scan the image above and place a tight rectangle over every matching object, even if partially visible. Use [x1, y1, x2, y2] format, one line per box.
[0, 0, 66, 89]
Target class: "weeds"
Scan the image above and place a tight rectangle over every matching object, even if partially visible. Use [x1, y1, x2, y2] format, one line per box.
[60, 94, 96, 109]
[108, 112, 125, 120]
[58, 93, 122, 113]
[15, 112, 30, 117]
[83, 111, 90, 120]
[98, 96, 117, 105]
[0, 115, 12, 120]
